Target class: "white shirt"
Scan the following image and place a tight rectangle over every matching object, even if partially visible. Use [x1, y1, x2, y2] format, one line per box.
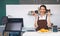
[38, 14, 47, 20]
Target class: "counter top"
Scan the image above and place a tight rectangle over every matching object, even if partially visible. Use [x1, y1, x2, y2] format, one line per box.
[23, 31, 60, 36]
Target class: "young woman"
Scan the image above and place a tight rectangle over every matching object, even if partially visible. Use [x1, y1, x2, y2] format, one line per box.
[34, 5, 51, 31]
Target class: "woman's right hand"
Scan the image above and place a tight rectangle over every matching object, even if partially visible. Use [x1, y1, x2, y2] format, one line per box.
[34, 23, 38, 28]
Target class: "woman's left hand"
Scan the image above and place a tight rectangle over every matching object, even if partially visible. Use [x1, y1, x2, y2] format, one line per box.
[48, 23, 51, 27]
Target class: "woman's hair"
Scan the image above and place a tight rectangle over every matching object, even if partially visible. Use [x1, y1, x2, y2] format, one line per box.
[40, 5, 47, 10]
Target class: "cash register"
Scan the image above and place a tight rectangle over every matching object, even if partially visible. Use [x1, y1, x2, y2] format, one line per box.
[4, 18, 23, 36]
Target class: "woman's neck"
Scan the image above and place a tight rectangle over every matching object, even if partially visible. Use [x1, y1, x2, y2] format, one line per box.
[39, 13, 45, 17]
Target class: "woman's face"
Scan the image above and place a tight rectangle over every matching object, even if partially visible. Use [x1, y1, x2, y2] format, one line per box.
[39, 7, 46, 14]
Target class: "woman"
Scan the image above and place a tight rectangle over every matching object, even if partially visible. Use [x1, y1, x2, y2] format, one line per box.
[34, 5, 51, 31]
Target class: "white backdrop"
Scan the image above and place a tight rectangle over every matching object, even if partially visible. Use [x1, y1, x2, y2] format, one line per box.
[6, 5, 60, 28]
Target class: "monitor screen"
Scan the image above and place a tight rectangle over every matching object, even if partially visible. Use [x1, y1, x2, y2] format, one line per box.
[5, 18, 23, 31]
[5, 23, 22, 31]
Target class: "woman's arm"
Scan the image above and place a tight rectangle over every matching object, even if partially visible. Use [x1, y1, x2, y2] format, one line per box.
[47, 12, 51, 27]
[34, 14, 38, 28]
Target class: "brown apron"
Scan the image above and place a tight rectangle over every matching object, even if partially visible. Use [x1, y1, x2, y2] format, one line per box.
[36, 15, 48, 31]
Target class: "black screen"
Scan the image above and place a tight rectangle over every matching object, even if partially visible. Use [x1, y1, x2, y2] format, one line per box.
[5, 18, 23, 31]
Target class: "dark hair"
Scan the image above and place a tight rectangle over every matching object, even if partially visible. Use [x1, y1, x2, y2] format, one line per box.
[40, 5, 47, 11]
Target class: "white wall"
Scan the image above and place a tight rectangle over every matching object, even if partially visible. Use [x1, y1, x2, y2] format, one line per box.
[6, 5, 60, 28]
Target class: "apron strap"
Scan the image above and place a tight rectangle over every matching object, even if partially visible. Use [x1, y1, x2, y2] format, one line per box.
[38, 15, 39, 21]
[46, 14, 47, 20]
